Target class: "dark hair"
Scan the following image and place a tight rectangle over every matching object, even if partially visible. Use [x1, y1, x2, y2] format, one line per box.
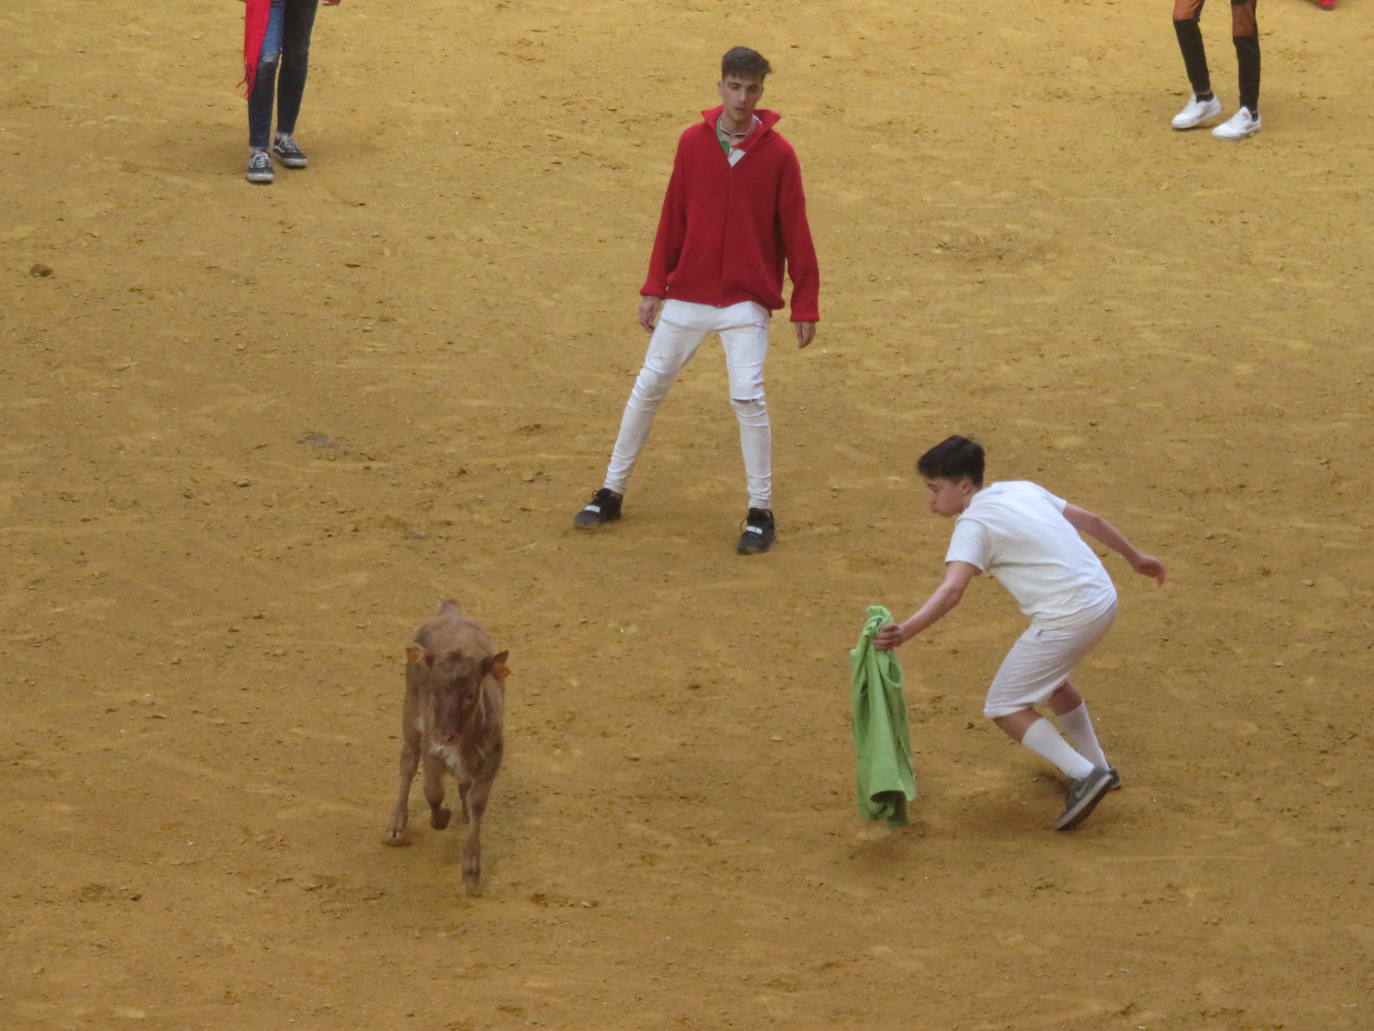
[917, 435, 985, 486]
[721, 46, 772, 81]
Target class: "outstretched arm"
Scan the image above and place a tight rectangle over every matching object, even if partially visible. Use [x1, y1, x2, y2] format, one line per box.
[1062, 504, 1166, 584]
[874, 561, 981, 650]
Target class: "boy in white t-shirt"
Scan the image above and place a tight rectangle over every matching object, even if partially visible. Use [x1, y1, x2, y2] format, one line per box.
[874, 436, 1165, 830]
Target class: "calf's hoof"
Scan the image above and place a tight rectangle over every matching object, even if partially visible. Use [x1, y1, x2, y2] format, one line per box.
[463, 870, 482, 897]
[430, 806, 452, 830]
[383, 814, 409, 845]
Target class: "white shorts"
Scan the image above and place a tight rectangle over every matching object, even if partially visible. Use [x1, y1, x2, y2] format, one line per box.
[982, 603, 1118, 719]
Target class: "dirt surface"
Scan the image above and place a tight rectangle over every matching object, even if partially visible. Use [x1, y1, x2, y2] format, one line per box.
[4, 1, 1373, 1028]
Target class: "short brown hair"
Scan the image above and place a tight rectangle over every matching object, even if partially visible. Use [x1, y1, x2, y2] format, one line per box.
[721, 46, 771, 81]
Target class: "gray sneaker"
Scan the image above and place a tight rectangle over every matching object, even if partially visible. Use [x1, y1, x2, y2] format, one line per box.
[1105, 765, 1122, 791]
[271, 134, 309, 168]
[246, 149, 274, 184]
[1055, 767, 1113, 831]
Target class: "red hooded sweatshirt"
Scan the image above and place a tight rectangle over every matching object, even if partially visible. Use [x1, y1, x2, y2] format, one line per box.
[641, 106, 820, 323]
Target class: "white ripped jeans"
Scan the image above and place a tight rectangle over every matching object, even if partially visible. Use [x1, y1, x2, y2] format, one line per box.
[604, 299, 773, 510]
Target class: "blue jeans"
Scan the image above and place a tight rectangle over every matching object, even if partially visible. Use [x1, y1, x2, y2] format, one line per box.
[247, 0, 320, 149]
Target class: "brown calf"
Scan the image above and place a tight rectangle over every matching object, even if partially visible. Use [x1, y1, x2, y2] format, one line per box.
[383, 599, 509, 892]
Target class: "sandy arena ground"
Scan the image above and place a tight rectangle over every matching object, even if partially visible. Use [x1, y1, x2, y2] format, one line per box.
[3, 1, 1373, 1028]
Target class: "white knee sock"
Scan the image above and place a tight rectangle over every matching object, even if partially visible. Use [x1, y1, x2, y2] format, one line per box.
[1057, 702, 1108, 768]
[1020, 718, 1094, 780]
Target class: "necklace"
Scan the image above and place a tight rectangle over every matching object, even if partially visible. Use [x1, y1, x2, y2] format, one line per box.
[718, 116, 755, 139]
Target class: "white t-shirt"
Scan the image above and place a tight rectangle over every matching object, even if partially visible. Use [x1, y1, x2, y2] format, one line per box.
[945, 481, 1117, 629]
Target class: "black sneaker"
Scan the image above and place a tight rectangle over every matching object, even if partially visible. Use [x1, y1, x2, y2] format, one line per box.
[271, 134, 309, 168]
[246, 149, 274, 184]
[1054, 767, 1113, 831]
[1105, 765, 1122, 791]
[572, 488, 622, 529]
[736, 508, 775, 555]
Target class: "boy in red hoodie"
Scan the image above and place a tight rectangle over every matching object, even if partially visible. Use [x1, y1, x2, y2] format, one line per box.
[572, 47, 820, 555]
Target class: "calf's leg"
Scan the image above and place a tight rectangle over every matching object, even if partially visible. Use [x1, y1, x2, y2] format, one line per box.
[385, 673, 424, 844]
[384, 731, 421, 844]
[424, 751, 451, 830]
[461, 774, 495, 890]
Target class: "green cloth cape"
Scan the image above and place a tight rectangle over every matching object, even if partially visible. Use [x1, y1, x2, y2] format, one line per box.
[850, 605, 917, 826]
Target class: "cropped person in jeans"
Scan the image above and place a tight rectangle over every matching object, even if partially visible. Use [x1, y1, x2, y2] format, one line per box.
[240, 0, 341, 184]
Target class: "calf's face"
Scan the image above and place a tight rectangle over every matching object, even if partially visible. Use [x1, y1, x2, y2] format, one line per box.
[412, 648, 509, 744]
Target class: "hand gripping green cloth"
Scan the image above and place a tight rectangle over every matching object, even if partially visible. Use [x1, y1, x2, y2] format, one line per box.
[850, 605, 917, 826]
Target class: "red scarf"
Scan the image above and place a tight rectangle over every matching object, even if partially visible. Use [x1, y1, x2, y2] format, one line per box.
[239, 0, 271, 96]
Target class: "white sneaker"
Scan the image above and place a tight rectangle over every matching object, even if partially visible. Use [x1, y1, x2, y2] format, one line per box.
[1171, 93, 1223, 130]
[1212, 107, 1261, 140]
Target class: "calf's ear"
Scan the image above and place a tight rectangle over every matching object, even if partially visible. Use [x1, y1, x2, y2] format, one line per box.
[485, 650, 511, 681]
[406, 645, 434, 666]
